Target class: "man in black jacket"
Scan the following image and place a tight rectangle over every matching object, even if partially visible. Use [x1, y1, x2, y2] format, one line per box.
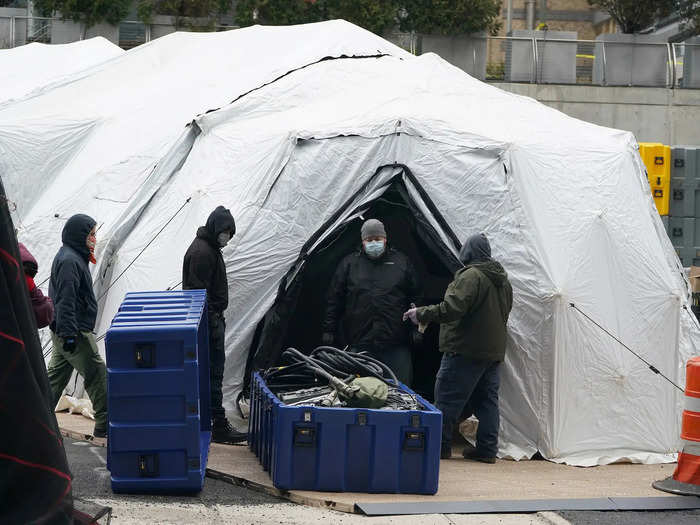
[322, 219, 420, 385]
[183, 205, 245, 444]
[47, 213, 107, 438]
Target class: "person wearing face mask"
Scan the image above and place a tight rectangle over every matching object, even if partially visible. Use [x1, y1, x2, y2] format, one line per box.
[47, 214, 107, 438]
[403, 233, 513, 463]
[322, 219, 420, 385]
[182, 205, 246, 444]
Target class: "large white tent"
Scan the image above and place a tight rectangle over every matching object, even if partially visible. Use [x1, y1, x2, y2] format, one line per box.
[2, 21, 698, 466]
[0, 37, 123, 107]
[0, 21, 408, 273]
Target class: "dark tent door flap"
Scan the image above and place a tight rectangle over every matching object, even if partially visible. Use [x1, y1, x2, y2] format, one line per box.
[243, 164, 462, 402]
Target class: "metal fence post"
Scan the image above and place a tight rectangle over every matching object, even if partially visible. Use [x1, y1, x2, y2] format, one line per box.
[10, 16, 15, 48]
[601, 41, 607, 86]
[667, 43, 676, 89]
[531, 37, 537, 83]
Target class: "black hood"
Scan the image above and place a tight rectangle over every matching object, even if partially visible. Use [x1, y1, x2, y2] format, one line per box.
[197, 206, 236, 247]
[459, 233, 492, 265]
[471, 260, 509, 288]
[62, 214, 96, 259]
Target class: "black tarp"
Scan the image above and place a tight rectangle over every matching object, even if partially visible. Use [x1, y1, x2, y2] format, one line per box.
[0, 176, 74, 524]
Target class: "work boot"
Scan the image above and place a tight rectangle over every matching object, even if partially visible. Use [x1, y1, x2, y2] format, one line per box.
[462, 448, 496, 464]
[93, 425, 107, 439]
[212, 418, 247, 444]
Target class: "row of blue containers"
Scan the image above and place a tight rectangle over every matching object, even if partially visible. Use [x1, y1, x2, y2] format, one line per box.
[106, 290, 211, 494]
[105, 290, 443, 495]
[248, 371, 442, 494]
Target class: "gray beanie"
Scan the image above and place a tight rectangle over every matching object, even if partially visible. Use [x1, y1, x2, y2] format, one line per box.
[360, 219, 386, 240]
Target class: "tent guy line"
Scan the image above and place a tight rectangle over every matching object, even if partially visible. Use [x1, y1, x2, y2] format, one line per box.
[95, 196, 192, 304]
[41, 197, 191, 360]
[569, 303, 684, 392]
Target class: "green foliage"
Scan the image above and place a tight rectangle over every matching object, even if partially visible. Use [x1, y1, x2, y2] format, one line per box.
[485, 61, 504, 80]
[137, 0, 233, 26]
[234, 0, 322, 27]
[587, 0, 676, 34]
[678, 0, 700, 36]
[235, 0, 501, 36]
[398, 0, 501, 36]
[326, 0, 399, 35]
[34, 0, 131, 27]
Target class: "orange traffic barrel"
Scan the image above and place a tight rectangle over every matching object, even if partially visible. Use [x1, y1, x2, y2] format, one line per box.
[653, 357, 700, 495]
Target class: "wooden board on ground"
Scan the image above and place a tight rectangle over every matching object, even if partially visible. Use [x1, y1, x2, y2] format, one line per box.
[57, 412, 677, 514]
[57, 412, 106, 447]
[206, 442, 677, 513]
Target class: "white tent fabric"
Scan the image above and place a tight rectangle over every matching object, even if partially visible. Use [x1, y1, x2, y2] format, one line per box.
[92, 50, 698, 466]
[0, 21, 409, 277]
[3, 21, 698, 466]
[0, 37, 123, 107]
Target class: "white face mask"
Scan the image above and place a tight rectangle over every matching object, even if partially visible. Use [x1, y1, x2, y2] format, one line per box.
[217, 232, 232, 247]
[363, 239, 386, 259]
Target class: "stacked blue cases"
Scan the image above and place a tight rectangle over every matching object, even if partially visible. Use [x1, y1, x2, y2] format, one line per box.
[249, 372, 442, 494]
[106, 290, 211, 494]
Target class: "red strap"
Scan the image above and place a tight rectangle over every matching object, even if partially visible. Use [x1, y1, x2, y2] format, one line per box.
[0, 452, 71, 482]
[0, 247, 19, 282]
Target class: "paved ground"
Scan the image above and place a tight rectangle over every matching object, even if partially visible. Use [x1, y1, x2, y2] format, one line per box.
[64, 438, 699, 524]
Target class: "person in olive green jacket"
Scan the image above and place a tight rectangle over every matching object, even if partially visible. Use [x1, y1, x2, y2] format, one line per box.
[404, 233, 513, 462]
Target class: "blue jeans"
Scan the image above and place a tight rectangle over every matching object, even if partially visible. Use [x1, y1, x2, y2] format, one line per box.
[434, 353, 501, 457]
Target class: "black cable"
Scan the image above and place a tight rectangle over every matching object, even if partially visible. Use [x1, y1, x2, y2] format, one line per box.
[683, 304, 700, 331]
[260, 345, 418, 410]
[42, 337, 53, 359]
[97, 197, 191, 303]
[569, 303, 684, 392]
[41, 197, 192, 359]
[166, 280, 183, 291]
[311, 346, 398, 385]
[263, 346, 401, 400]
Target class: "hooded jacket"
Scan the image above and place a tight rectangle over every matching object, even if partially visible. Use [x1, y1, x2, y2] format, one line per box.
[323, 247, 420, 349]
[417, 241, 513, 361]
[49, 214, 98, 337]
[182, 206, 236, 315]
[19, 242, 54, 328]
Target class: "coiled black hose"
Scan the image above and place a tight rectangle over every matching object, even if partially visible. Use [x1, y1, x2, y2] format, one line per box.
[261, 345, 399, 392]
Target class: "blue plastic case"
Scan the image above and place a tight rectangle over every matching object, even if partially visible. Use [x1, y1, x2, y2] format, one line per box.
[249, 372, 442, 494]
[106, 290, 211, 494]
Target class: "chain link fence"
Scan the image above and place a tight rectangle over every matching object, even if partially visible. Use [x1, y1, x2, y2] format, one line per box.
[2, 20, 699, 90]
[486, 36, 699, 88]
